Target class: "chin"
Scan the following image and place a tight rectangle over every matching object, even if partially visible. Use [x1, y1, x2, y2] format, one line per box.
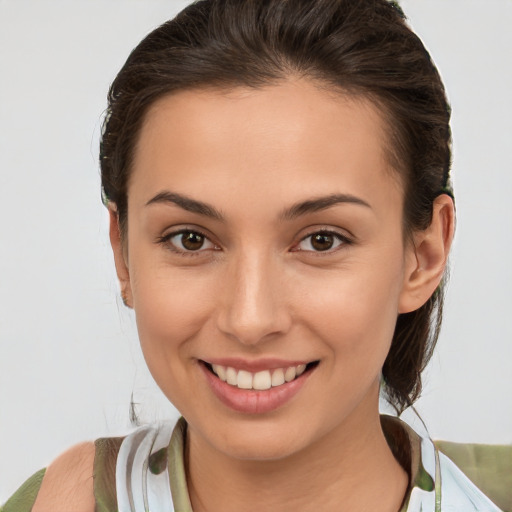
[195, 414, 319, 462]
[219, 433, 305, 462]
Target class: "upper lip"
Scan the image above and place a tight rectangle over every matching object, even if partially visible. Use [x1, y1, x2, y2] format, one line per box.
[201, 357, 315, 373]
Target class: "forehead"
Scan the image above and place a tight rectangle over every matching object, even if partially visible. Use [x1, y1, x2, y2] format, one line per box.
[130, 79, 402, 212]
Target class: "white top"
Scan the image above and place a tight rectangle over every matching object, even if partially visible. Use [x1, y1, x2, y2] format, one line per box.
[115, 418, 503, 512]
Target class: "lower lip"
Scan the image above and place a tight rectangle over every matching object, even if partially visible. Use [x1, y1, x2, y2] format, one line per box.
[200, 363, 314, 414]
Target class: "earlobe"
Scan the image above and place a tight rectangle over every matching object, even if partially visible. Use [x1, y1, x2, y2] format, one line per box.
[398, 194, 455, 314]
[108, 208, 133, 308]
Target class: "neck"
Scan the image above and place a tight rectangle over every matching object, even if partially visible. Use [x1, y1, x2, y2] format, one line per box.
[185, 391, 409, 512]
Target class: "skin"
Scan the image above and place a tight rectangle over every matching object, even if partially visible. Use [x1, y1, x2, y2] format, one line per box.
[32, 442, 95, 512]
[33, 78, 454, 511]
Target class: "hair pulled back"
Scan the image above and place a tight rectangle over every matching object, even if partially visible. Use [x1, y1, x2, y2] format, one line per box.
[100, 0, 453, 413]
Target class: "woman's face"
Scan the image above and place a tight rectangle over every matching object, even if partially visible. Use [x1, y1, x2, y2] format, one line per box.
[116, 79, 419, 460]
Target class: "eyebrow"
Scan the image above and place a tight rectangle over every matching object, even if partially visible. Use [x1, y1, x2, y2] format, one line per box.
[145, 191, 224, 220]
[145, 191, 371, 221]
[280, 193, 372, 220]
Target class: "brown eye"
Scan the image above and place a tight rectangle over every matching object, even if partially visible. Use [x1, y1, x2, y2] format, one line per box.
[311, 233, 335, 251]
[295, 231, 348, 253]
[163, 230, 216, 253]
[181, 231, 205, 251]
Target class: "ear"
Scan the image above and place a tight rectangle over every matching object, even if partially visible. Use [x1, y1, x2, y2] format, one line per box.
[398, 194, 455, 314]
[109, 208, 132, 308]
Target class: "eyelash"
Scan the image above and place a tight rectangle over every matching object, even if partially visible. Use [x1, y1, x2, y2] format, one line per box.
[156, 228, 217, 257]
[292, 230, 352, 254]
[156, 228, 352, 256]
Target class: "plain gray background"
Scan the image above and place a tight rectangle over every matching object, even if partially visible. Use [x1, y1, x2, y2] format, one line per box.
[1, 0, 511, 501]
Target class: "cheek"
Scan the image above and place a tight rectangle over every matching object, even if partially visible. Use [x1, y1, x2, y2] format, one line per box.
[294, 256, 405, 369]
[128, 255, 218, 368]
[129, 265, 222, 414]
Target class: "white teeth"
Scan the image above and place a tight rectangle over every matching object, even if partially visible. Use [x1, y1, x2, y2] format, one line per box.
[210, 362, 311, 390]
[271, 368, 285, 387]
[253, 370, 272, 390]
[237, 370, 253, 389]
[284, 366, 297, 382]
[226, 366, 238, 385]
[212, 364, 227, 381]
[296, 364, 306, 376]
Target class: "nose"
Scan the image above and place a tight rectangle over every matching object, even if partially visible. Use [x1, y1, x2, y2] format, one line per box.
[216, 251, 292, 346]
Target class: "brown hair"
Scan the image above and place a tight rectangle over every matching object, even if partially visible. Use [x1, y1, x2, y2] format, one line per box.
[100, 0, 452, 413]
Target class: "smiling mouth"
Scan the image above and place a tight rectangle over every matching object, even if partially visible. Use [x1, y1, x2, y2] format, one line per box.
[202, 361, 319, 391]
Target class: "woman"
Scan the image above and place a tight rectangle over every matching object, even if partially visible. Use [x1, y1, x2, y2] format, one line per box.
[1, 0, 505, 511]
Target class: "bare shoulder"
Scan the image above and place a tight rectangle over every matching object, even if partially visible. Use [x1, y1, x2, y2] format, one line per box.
[32, 441, 96, 512]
